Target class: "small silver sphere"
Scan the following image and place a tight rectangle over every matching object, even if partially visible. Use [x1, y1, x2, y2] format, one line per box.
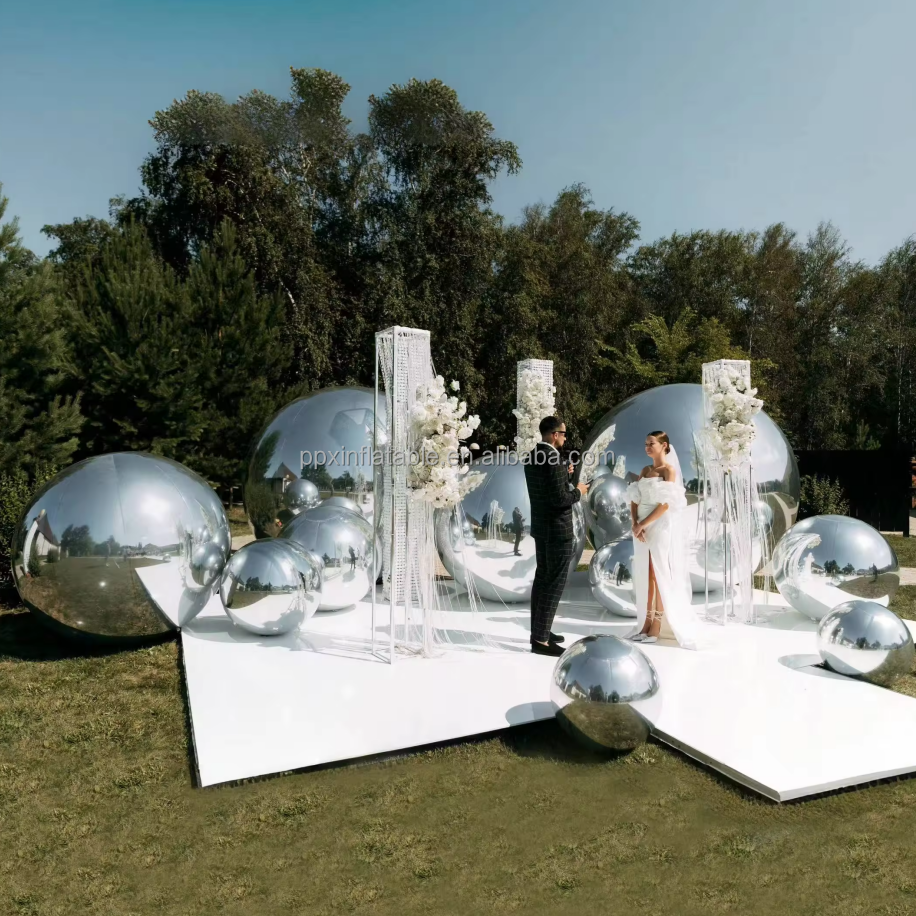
[588, 540, 637, 617]
[220, 540, 321, 635]
[321, 495, 364, 516]
[773, 515, 900, 621]
[11, 452, 231, 640]
[280, 505, 374, 609]
[434, 454, 586, 603]
[551, 635, 659, 752]
[191, 541, 226, 588]
[284, 479, 321, 513]
[817, 600, 915, 687]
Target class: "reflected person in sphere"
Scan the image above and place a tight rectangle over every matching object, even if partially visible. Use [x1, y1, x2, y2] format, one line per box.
[523, 416, 589, 657]
[512, 506, 525, 556]
[626, 431, 701, 649]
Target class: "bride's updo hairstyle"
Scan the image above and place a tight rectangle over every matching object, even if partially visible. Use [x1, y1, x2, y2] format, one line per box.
[648, 430, 671, 454]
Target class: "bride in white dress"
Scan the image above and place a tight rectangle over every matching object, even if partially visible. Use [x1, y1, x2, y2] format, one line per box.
[625, 431, 702, 650]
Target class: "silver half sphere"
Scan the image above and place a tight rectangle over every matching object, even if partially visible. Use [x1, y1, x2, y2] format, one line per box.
[283, 478, 321, 513]
[246, 386, 385, 538]
[773, 515, 899, 621]
[551, 635, 659, 752]
[578, 383, 799, 591]
[280, 505, 375, 609]
[817, 600, 914, 686]
[12, 452, 230, 641]
[220, 539, 321, 635]
[588, 541, 637, 618]
[434, 454, 586, 603]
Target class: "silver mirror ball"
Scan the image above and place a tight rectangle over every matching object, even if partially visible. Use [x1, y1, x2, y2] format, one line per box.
[12, 452, 231, 641]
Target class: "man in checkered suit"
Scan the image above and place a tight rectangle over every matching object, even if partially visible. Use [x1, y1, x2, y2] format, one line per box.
[523, 416, 589, 657]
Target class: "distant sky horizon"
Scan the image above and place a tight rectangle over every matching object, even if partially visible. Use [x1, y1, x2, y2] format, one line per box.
[2, 0, 915, 264]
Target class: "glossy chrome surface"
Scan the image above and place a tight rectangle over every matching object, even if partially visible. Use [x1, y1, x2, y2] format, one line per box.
[321, 495, 364, 517]
[584, 474, 632, 548]
[551, 635, 659, 751]
[773, 515, 899, 621]
[434, 454, 586, 603]
[588, 541, 638, 617]
[280, 505, 375, 609]
[578, 383, 800, 589]
[246, 386, 384, 538]
[12, 452, 231, 640]
[220, 539, 321, 635]
[283, 478, 321, 513]
[817, 600, 915, 687]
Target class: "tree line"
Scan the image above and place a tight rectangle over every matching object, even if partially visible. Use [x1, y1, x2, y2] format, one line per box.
[2, 66, 915, 504]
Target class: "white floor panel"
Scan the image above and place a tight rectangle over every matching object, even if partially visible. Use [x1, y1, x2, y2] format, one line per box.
[181, 580, 916, 800]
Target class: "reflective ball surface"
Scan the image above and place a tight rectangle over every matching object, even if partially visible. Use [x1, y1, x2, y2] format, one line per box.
[584, 474, 631, 548]
[588, 541, 637, 617]
[12, 452, 231, 640]
[551, 635, 659, 752]
[220, 540, 321, 635]
[578, 383, 799, 590]
[246, 387, 384, 538]
[321, 495, 364, 517]
[773, 515, 899, 621]
[191, 541, 226, 588]
[434, 454, 586, 603]
[280, 505, 374, 609]
[283, 479, 321, 513]
[817, 600, 914, 687]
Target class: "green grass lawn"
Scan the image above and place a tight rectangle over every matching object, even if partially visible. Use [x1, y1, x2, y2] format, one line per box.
[3, 589, 916, 916]
[886, 535, 916, 568]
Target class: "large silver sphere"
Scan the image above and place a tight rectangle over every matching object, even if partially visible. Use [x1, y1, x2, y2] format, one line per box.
[280, 505, 374, 609]
[246, 387, 385, 538]
[579, 383, 799, 590]
[817, 600, 914, 687]
[773, 515, 899, 621]
[283, 479, 321, 513]
[12, 453, 231, 641]
[321, 495, 364, 517]
[551, 635, 659, 752]
[434, 453, 586, 603]
[588, 541, 637, 617]
[220, 540, 321, 635]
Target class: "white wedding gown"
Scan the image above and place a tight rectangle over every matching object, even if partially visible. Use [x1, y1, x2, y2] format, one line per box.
[626, 475, 702, 650]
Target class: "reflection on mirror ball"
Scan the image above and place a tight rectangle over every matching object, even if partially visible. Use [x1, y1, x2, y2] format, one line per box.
[246, 387, 384, 538]
[220, 539, 322, 636]
[12, 452, 231, 641]
[280, 505, 375, 609]
[551, 635, 659, 752]
[321, 496, 364, 516]
[579, 383, 799, 591]
[773, 515, 900, 621]
[434, 454, 586, 603]
[283, 479, 321, 513]
[588, 541, 637, 617]
[817, 600, 914, 687]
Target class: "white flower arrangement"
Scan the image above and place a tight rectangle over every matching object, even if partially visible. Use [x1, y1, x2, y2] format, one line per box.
[409, 375, 483, 508]
[513, 369, 556, 455]
[703, 364, 764, 466]
[580, 424, 616, 485]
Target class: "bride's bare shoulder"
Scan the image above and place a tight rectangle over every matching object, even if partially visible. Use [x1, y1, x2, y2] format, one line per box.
[658, 464, 675, 481]
[639, 465, 652, 478]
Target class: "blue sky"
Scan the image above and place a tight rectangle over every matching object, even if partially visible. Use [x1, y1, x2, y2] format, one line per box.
[2, 0, 914, 263]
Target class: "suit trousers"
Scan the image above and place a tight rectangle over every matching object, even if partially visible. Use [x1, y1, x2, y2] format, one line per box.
[530, 534, 576, 643]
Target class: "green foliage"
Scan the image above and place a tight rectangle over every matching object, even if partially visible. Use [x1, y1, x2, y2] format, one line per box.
[0, 464, 59, 591]
[799, 475, 850, 519]
[0, 186, 83, 477]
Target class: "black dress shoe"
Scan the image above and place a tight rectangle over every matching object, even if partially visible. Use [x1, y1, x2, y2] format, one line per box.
[549, 632, 565, 644]
[531, 641, 565, 657]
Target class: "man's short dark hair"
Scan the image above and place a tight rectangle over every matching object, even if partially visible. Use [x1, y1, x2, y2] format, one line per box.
[539, 416, 564, 436]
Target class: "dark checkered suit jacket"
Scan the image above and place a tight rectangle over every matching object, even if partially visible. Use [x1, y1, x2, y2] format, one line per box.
[523, 442, 581, 540]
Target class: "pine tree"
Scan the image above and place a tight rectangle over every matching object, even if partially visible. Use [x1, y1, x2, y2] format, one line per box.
[0, 184, 82, 476]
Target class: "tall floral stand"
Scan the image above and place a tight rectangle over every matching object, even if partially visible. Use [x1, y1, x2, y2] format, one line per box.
[701, 359, 763, 626]
[514, 360, 554, 455]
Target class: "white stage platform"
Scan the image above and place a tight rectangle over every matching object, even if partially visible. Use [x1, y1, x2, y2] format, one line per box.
[181, 574, 916, 801]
